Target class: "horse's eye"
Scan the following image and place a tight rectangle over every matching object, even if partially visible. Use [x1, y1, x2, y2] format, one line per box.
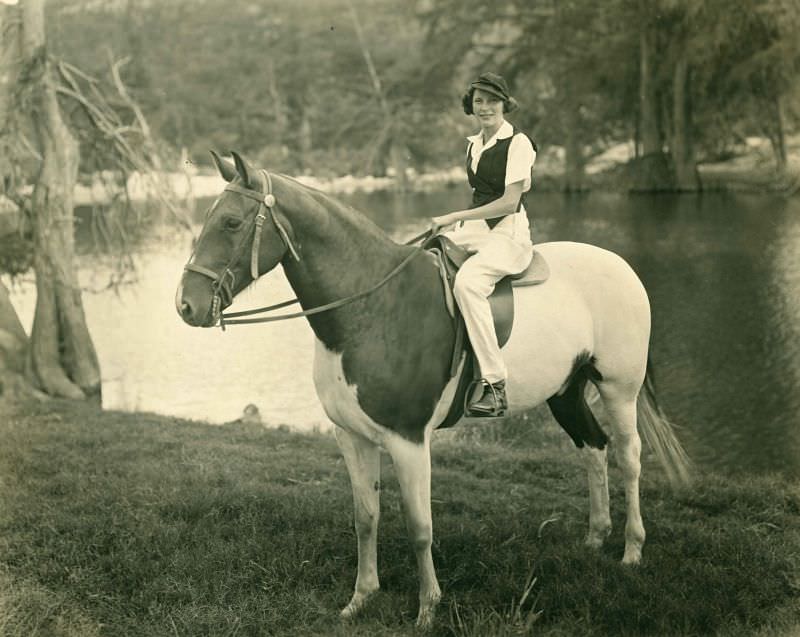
[224, 217, 243, 231]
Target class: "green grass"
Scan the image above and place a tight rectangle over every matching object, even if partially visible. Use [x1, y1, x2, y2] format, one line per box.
[0, 401, 798, 636]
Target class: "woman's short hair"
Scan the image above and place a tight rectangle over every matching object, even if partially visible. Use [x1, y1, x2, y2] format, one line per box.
[461, 88, 519, 115]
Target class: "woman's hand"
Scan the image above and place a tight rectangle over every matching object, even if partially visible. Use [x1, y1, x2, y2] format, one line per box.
[430, 214, 456, 236]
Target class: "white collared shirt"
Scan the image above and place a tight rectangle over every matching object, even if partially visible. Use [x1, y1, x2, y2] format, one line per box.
[461, 119, 537, 243]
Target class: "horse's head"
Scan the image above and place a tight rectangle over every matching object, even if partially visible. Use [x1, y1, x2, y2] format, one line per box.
[176, 151, 295, 327]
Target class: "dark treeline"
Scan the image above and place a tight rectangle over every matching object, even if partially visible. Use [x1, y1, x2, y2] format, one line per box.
[48, 0, 799, 190]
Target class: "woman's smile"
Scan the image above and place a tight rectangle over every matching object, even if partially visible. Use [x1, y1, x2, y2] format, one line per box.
[472, 88, 504, 137]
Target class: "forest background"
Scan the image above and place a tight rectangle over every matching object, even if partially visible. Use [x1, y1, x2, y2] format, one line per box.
[40, 0, 800, 192]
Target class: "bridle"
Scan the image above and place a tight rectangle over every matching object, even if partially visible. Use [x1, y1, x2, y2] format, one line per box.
[183, 169, 300, 324]
[184, 168, 430, 329]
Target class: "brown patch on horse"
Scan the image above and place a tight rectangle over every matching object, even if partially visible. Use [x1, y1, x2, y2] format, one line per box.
[338, 254, 455, 443]
[278, 178, 456, 444]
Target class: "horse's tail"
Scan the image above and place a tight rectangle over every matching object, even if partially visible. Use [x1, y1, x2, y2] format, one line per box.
[637, 357, 692, 488]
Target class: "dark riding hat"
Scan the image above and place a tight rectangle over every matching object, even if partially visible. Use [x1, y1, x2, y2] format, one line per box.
[462, 71, 519, 115]
[471, 72, 511, 101]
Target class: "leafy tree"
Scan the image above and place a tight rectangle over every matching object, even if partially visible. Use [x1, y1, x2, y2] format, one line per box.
[25, 0, 800, 188]
[704, 0, 800, 170]
[46, 0, 464, 177]
[422, 0, 798, 190]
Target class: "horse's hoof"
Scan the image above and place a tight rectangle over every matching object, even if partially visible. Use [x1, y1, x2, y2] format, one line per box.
[415, 592, 441, 631]
[340, 603, 357, 621]
[340, 589, 379, 620]
[621, 549, 642, 566]
[415, 607, 436, 631]
[584, 525, 611, 549]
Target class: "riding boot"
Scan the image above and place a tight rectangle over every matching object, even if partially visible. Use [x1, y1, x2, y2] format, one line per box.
[467, 379, 507, 417]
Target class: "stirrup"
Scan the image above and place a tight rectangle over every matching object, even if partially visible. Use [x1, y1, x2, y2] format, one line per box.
[464, 379, 507, 418]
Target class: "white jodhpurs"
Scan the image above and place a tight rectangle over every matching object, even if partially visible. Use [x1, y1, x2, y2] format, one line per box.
[451, 231, 533, 383]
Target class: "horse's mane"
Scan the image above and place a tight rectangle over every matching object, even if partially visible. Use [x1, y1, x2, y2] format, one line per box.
[278, 174, 398, 247]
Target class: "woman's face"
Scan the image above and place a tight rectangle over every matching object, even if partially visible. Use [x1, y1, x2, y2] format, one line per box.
[472, 88, 504, 131]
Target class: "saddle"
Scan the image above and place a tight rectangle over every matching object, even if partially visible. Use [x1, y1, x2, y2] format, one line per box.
[422, 235, 550, 425]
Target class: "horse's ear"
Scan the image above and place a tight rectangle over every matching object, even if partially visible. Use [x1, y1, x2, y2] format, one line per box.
[230, 151, 253, 188]
[210, 150, 237, 183]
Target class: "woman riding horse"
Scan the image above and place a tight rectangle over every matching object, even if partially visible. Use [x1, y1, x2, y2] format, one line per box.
[176, 150, 690, 630]
[431, 71, 537, 418]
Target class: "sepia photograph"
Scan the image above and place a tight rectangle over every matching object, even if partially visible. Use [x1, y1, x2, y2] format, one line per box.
[0, 0, 798, 635]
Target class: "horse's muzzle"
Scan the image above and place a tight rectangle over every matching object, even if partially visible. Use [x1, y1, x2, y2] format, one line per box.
[176, 287, 221, 328]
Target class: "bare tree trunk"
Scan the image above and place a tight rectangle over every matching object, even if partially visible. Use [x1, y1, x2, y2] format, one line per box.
[0, 281, 46, 405]
[0, 281, 27, 374]
[768, 94, 788, 173]
[298, 106, 312, 154]
[627, 17, 676, 192]
[21, 0, 100, 400]
[563, 103, 586, 191]
[266, 58, 288, 145]
[1, 3, 22, 189]
[389, 139, 410, 190]
[639, 23, 661, 156]
[669, 52, 699, 191]
[0, 4, 37, 405]
[347, 0, 408, 189]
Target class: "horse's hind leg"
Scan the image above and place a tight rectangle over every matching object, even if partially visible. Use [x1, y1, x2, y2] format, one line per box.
[336, 427, 381, 618]
[546, 366, 611, 549]
[598, 385, 645, 564]
[385, 435, 441, 630]
[583, 445, 612, 548]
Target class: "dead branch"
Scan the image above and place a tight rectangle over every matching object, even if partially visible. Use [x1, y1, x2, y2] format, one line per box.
[109, 53, 157, 164]
[347, 0, 391, 121]
[55, 57, 193, 231]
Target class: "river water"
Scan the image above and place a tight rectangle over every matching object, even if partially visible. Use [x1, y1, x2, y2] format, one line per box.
[7, 189, 800, 477]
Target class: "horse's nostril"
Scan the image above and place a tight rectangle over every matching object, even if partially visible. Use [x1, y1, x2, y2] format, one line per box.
[180, 301, 192, 319]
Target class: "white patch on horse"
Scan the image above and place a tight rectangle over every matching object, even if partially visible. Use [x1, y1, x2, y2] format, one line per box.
[312, 339, 464, 446]
[314, 337, 454, 626]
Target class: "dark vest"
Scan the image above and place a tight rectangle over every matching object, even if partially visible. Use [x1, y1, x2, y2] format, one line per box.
[466, 126, 537, 229]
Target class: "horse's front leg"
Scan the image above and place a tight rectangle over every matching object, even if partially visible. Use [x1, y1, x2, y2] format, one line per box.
[386, 435, 441, 630]
[336, 427, 382, 618]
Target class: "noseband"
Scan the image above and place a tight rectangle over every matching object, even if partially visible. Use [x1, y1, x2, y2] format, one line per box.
[184, 169, 300, 321]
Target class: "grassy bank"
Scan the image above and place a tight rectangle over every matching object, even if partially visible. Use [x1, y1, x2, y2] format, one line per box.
[0, 401, 798, 636]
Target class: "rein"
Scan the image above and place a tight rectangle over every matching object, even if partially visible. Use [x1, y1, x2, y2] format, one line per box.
[219, 228, 431, 328]
[184, 169, 431, 329]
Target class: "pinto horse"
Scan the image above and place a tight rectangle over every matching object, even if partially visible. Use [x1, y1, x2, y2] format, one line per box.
[176, 152, 690, 629]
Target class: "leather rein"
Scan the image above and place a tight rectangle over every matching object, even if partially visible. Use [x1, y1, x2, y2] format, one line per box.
[184, 169, 430, 330]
